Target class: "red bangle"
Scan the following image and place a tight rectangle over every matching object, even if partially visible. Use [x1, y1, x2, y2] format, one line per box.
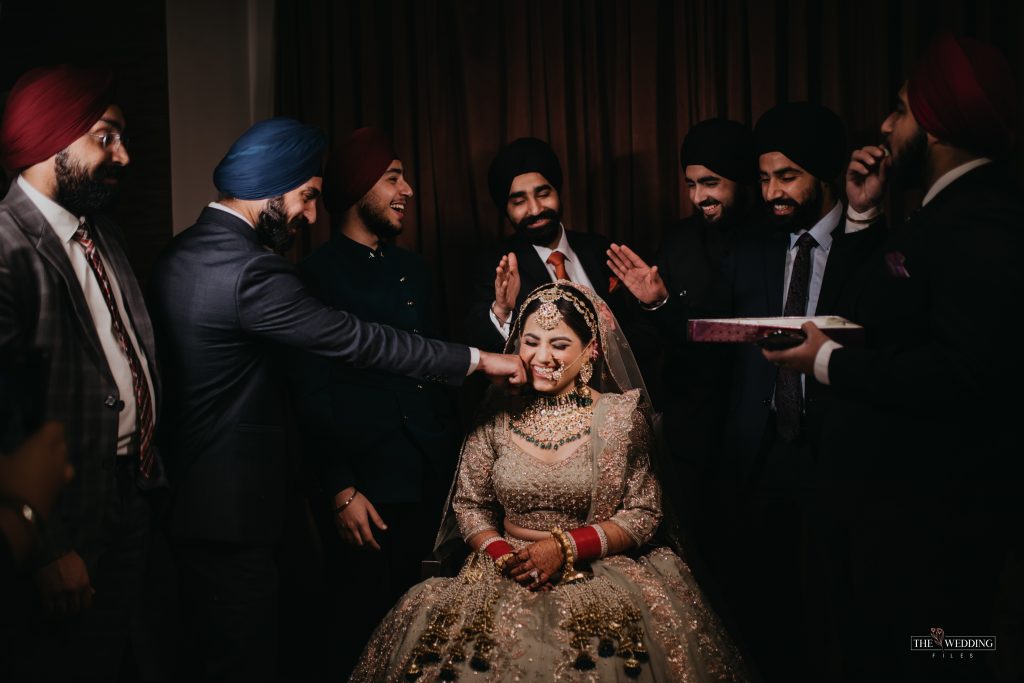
[569, 526, 602, 561]
[483, 539, 514, 562]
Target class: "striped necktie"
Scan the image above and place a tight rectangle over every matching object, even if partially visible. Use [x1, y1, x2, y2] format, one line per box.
[72, 222, 155, 477]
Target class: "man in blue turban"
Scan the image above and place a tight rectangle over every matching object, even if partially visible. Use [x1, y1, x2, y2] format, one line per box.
[150, 118, 527, 679]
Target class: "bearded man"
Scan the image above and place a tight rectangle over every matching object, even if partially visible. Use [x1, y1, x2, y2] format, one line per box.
[765, 34, 1023, 681]
[289, 128, 462, 677]
[0, 65, 168, 679]
[463, 137, 631, 352]
[151, 118, 526, 680]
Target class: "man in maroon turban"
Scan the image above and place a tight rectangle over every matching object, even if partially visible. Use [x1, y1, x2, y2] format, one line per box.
[765, 33, 1023, 678]
[0, 65, 167, 679]
[293, 127, 460, 677]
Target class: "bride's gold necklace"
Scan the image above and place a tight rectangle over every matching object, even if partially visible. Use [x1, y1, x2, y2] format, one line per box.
[510, 387, 593, 451]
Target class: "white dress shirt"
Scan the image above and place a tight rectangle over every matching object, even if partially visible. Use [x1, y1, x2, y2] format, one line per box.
[488, 224, 595, 340]
[781, 202, 842, 318]
[20, 175, 156, 454]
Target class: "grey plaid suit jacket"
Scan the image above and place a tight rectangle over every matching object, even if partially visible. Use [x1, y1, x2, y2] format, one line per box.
[0, 181, 164, 570]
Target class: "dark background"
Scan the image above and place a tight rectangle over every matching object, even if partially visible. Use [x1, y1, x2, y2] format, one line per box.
[2, 0, 1022, 339]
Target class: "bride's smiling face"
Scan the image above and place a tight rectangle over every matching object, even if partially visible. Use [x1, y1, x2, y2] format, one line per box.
[519, 314, 592, 395]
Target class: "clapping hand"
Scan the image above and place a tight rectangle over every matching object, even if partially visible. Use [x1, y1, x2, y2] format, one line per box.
[846, 145, 890, 214]
[492, 252, 520, 325]
[606, 244, 668, 306]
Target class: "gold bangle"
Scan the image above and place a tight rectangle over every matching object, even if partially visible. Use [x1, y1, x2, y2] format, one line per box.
[494, 551, 515, 573]
[551, 528, 575, 575]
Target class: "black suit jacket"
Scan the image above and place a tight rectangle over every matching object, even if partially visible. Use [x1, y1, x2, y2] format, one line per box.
[653, 209, 886, 475]
[291, 235, 459, 504]
[462, 228, 627, 351]
[827, 164, 1024, 483]
[151, 207, 472, 544]
[0, 182, 164, 570]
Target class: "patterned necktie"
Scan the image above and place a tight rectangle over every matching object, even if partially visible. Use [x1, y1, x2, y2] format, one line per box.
[546, 250, 570, 281]
[72, 222, 155, 477]
[775, 232, 818, 441]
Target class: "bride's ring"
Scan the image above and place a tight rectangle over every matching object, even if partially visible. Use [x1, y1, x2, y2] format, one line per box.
[529, 569, 539, 581]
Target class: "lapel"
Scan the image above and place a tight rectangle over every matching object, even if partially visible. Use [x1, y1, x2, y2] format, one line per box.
[90, 217, 161, 402]
[2, 183, 109, 375]
[762, 232, 787, 316]
[513, 239, 553, 304]
[565, 230, 609, 296]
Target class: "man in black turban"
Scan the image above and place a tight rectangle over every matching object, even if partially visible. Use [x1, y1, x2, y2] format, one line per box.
[464, 137, 630, 353]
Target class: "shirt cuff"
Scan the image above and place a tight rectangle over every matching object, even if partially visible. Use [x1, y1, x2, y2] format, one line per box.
[845, 205, 880, 233]
[813, 340, 841, 385]
[467, 347, 480, 375]
[488, 305, 512, 340]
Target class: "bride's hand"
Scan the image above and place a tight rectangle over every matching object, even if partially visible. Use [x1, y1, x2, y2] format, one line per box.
[509, 538, 564, 590]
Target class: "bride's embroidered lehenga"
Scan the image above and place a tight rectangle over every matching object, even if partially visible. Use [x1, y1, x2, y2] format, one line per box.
[351, 283, 747, 682]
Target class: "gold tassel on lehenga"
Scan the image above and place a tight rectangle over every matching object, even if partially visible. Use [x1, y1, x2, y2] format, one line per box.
[403, 553, 649, 680]
[560, 576, 648, 678]
[404, 553, 499, 681]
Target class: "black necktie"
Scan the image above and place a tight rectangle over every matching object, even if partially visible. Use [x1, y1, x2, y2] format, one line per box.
[776, 232, 818, 441]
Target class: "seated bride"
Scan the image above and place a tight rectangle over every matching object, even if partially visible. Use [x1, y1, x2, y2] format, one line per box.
[351, 281, 748, 682]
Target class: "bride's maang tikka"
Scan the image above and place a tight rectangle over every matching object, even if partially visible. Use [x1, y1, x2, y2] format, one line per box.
[520, 281, 598, 338]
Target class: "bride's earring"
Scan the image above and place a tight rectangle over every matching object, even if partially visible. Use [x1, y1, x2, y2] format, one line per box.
[578, 359, 593, 385]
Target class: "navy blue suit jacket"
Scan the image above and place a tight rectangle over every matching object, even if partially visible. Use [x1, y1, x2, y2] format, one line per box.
[151, 207, 471, 543]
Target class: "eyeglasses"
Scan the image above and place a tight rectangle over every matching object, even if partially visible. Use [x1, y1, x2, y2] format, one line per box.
[88, 132, 130, 151]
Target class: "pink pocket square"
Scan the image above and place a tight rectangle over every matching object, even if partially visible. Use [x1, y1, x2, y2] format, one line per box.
[884, 251, 911, 278]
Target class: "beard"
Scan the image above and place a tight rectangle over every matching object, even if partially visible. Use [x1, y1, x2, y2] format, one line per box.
[696, 197, 738, 227]
[255, 196, 307, 254]
[888, 126, 928, 186]
[767, 182, 824, 234]
[356, 197, 402, 241]
[54, 150, 122, 215]
[514, 208, 561, 246]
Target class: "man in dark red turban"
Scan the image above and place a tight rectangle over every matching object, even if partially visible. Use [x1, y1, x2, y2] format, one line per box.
[0, 65, 168, 679]
[295, 127, 460, 677]
[763, 33, 1023, 679]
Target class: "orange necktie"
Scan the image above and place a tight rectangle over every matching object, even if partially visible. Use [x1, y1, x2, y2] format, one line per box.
[546, 250, 570, 281]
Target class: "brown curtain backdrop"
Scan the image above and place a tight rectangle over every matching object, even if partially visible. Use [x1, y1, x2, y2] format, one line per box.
[275, 0, 1024, 338]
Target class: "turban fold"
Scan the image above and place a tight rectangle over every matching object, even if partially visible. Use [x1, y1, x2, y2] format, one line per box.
[754, 102, 847, 181]
[323, 127, 398, 214]
[907, 32, 1019, 157]
[487, 138, 563, 209]
[680, 118, 756, 184]
[214, 118, 326, 200]
[1, 65, 113, 171]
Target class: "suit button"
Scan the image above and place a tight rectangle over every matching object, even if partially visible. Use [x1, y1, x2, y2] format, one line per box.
[105, 395, 117, 408]
[406, 300, 415, 307]
[399, 276, 407, 283]
[761, 398, 771, 407]
[679, 289, 688, 297]
[417, 384, 424, 390]
[412, 328, 420, 334]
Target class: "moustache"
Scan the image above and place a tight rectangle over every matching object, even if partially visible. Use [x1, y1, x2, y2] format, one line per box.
[93, 164, 124, 181]
[523, 209, 559, 228]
